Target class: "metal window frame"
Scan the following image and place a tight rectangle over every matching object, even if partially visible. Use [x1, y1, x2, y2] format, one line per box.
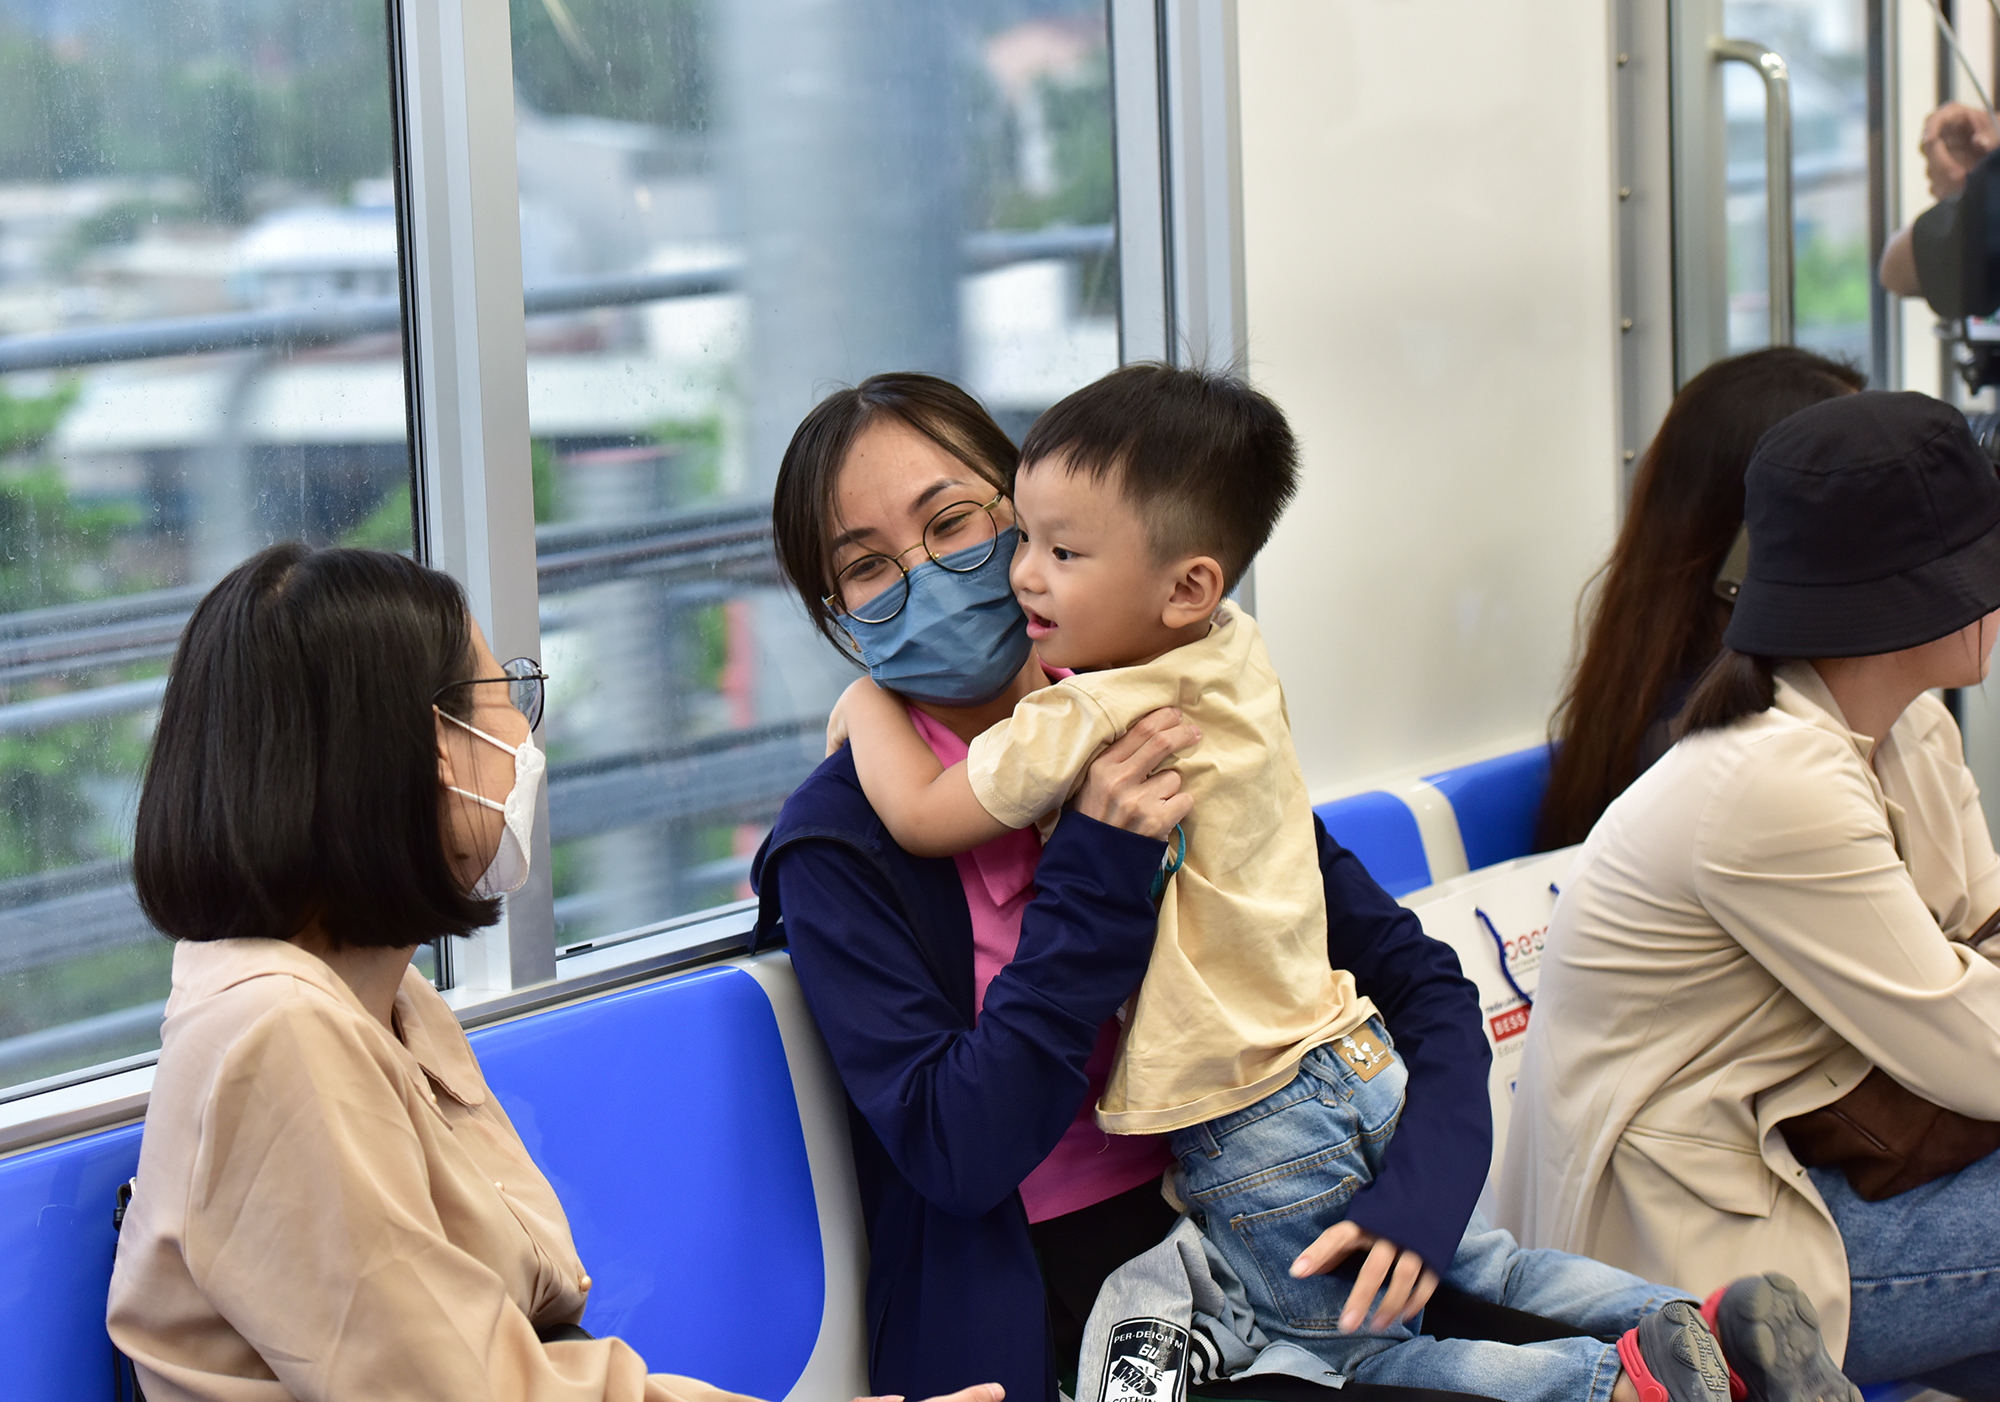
[394, 0, 556, 995]
[1111, 0, 1245, 372]
[1110, 0, 1248, 600]
[1867, 0, 1900, 390]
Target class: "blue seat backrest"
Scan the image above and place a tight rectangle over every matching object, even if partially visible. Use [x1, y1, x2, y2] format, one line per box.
[0, 963, 824, 1402]
[471, 964, 824, 1401]
[1312, 789, 1432, 897]
[1424, 746, 1554, 872]
[0, 1120, 142, 1398]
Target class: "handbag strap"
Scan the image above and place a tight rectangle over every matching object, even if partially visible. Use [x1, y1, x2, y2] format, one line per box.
[111, 1179, 147, 1402]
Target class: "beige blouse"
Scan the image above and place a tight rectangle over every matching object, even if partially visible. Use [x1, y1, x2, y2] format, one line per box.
[107, 938, 756, 1402]
[1499, 662, 2000, 1359]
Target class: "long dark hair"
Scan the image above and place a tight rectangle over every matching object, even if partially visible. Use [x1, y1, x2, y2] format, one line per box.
[134, 544, 498, 947]
[770, 373, 1019, 654]
[1537, 348, 1863, 849]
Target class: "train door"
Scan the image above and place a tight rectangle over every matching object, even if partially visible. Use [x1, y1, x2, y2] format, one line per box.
[1654, 0, 2000, 399]
[1639, 0, 1886, 407]
[1639, 0, 2000, 826]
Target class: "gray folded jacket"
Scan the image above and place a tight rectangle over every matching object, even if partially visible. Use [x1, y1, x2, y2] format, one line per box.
[1078, 1217, 1345, 1402]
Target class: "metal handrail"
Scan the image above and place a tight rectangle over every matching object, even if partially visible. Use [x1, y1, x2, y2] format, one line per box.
[0, 499, 776, 703]
[0, 223, 1116, 375]
[1712, 38, 1794, 346]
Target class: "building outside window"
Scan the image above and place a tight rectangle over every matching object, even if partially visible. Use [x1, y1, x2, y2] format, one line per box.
[0, 0, 416, 1091]
[0, 0, 1123, 1095]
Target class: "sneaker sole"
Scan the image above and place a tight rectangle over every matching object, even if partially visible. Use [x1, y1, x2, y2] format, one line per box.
[1715, 1274, 1861, 1402]
[1624, 1300, 1733, 1402]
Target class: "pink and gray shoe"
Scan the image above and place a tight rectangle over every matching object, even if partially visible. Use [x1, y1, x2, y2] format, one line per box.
[1617, 1299, 1732, 1402]
[1700, 1274, 1860, 1402]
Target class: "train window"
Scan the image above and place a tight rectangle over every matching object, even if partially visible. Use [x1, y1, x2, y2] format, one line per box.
[510, 1, 1120, 950]
[1723, 0, 1868, 361]
[0, 0, 413, 1093]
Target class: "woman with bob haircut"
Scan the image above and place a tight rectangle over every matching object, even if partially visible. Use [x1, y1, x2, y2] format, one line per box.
[1503, 392, 2000, 1397]
[1538, 346, 1864, 851]
[104, 543, 1001, 1402]
[753, 373, 1502, 1402]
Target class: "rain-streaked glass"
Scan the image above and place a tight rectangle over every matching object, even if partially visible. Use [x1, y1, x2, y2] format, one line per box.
[0, 0, 413, 1091]
[516, 1, 1121, 947]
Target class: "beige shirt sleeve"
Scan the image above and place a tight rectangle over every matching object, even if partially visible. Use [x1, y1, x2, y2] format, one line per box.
[965, 682, 1122, 830]
[1695, 724, 2000, 1121]
[183, 994, 752, 1402]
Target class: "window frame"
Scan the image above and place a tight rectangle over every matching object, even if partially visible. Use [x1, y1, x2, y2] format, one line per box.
[0, 0, 1235, 1149]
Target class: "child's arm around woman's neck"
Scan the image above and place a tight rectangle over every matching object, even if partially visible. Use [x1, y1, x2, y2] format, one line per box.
[837, 677, 1016, 857]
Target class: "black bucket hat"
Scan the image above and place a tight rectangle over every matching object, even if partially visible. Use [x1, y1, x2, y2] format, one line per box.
[1724, 390, 2000, 658]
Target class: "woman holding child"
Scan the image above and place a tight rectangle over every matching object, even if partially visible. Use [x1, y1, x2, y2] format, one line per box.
[757, 366, 1851, 1402]
[1504, 392, 2000, 1398]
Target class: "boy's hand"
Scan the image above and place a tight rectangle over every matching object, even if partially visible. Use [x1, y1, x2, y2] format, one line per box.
[1073, 706, 1200, 840]
[826, 676, 889, 756]
[1289, 1220, 1439, 1334]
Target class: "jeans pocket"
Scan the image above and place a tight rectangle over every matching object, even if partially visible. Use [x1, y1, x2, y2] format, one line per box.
[1227, 1171, 1368, 1333]
[1182, 1082, 1395, 1336]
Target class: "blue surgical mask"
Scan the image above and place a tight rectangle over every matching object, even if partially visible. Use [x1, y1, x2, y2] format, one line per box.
[842, 528, 1033, 706]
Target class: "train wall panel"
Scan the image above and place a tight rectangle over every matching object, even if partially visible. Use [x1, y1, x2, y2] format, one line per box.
[1237, 0, 1621, 798]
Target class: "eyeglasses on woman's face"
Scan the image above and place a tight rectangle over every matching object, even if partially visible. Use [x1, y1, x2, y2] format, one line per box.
[432, 657, 548, 731]
[824, 491, 1009, 626]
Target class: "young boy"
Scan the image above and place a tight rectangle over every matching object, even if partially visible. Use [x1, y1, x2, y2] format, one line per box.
[833, 365, 1853, 1402]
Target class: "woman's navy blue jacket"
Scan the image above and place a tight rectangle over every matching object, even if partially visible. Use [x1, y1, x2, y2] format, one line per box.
[750, 746, 1491, 1402]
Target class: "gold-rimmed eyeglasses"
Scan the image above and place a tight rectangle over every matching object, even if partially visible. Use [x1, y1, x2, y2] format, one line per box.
[824, 491, 1009, 626]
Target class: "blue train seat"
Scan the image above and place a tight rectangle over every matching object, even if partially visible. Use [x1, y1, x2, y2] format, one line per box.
[1423, 745, 1554, 873]
[1312, 788, 1432, 896]
[472, 964, 826, 1400]
[0, 953, 861, 1402]
[0, 1120, 143, 1399]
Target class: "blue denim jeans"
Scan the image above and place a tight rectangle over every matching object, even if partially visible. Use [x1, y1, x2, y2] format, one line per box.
[1168, 1025, 1693, 1402]
[1809, 1148, 2000, 1400]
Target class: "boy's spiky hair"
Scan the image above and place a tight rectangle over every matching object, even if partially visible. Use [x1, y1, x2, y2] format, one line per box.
[1017, 363, 1299, 591]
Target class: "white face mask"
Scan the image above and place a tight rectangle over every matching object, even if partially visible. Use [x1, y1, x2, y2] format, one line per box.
[439, 708, 546, 898]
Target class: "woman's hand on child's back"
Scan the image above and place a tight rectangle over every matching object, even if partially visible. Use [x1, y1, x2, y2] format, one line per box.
[1072, 707, 1200, 840]
[1289, 1220, 1440, 1334]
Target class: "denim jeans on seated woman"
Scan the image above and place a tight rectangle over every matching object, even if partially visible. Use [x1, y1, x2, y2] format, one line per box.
[1169, 1024, 1696, 1402]
[1809, 1149, 2000, 1400]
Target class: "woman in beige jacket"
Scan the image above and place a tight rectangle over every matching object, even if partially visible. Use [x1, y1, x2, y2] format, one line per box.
[1501, 392, 2000, 1399]
[103, 544, 1005, 1402]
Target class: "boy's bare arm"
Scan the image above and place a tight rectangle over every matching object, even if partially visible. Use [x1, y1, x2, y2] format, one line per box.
[836, 678, 1015, 857]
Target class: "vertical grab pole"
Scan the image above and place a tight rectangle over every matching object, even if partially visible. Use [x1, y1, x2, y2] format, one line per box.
[1712, 39, 1794, 346]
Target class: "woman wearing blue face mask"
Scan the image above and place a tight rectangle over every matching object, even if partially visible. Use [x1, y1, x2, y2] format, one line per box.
[755, 375, 1493, 1402]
